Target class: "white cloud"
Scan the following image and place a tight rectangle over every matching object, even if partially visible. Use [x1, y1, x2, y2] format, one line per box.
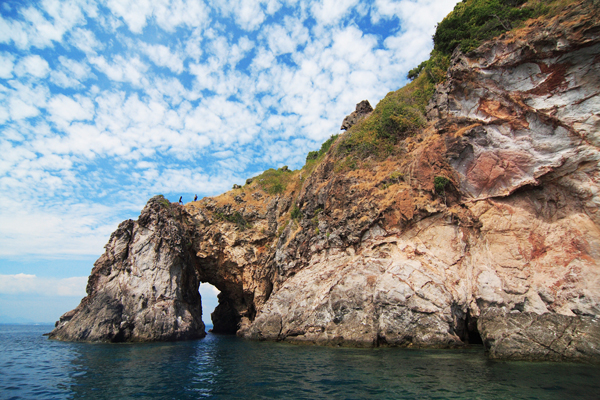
[372, 0, 458, 28]
[262, 17, 309, 56]
[153, 0, 210, 32]
[69, 27, 103, 54]
[139, 42, 184, 74]
[311, 0, 360, 26]
[0, 0, 463, 264]
[0, 195, 122, 257]
[0, 16, 31, 49]
[3, 80, 50, 122]
[0, 52, 15, 79]
[0, 274, 87, 297]
[47, 94, 95, 124]
[8, 98, 40, 120]
[105, 0, 210, 33]
[15, 55, 51, 78]
[104, 0, 152, 33]
[210, 0, 282, 31]
[89, 55, 148, 86]
[200, 282, 220, 297]
[50, 56, 94, 88]
[0, 0, 92, 50]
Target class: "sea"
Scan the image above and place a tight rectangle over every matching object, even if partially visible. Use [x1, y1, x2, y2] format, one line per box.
[1, 324, 600, 400]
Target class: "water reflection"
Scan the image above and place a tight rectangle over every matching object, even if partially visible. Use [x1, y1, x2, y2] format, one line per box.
[2, 325, 600, 400]
[63, 335, 600, 399]
[68, 339, 202, 399]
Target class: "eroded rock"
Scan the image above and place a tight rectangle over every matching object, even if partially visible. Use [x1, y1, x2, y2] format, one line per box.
[340, 100, 373, 130]
[478, 308, 600, 362]
[49, 196, 205, 342]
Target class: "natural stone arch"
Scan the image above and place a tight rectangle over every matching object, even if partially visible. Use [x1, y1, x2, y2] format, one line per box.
[48, 195, 276, 342]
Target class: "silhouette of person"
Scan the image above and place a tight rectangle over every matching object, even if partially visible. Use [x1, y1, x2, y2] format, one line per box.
[194, 194, 198, 201]
[179, 196, 183, 204]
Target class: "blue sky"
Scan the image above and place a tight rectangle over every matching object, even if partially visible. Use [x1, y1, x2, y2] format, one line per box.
[0, 0, 459, 324]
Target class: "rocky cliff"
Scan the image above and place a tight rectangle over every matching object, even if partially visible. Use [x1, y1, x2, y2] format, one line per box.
[50, 1, 600, 362]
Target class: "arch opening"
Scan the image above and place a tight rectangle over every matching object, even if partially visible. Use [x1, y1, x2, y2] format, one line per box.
[198, 281, 246, 335]
[199, 283, 220, 330]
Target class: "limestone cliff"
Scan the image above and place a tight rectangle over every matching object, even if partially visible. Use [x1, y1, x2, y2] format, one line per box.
[50, 1, 600, 361]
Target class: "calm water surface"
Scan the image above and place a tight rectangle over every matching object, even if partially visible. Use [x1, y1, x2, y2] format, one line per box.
[1, 324, 600, 399]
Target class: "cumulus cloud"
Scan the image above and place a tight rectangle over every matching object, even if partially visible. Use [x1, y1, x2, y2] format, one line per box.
[47, 94, 95, 124]
[15, 55, 50, 78]
[139, 42, 184, 74]
[0, 0, 467, 324]
[89, 55, 148, 86]
[50, 56, 94, 88]
[0, 274, 87, 297]
[310, 0, 361, 26]
[0, 52, 14, 79]
[0, 0, 92, 50]
[69, 27, 103, 54]
[8, 98, 40, 120]
[211, 0, 279, 31]
[105, 0, 210, 33]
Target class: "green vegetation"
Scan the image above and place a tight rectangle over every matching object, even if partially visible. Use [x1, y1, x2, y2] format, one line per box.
[311, 207, 323, 226]
[434, 176, 451, 194]
[155, 195, 171, 209]
[306, 135, 339, 163]
[215, 211, 249, 230]
[407, 0, 568, 85]
[433, 0, 533, 55]
[290, 205, 302, 220]
[247, 1, 569, 187]
[390, 171, 404, 182]
[332, 0, 569, 171]
[336, 72, 434, 165]
[381, 171, 405, 190]
[277, 220, 289, 236]
[253, 167, 295, 195]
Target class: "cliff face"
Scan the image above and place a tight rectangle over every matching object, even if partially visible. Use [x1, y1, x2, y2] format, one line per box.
[50, 2, 600, 361]
[50, 198, 205, 342]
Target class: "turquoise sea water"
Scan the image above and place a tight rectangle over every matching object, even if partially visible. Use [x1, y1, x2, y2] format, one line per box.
[1, 324, 600, 399]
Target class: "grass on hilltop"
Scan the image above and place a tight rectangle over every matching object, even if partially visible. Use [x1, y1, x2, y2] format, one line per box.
[334, 71, 437, 170]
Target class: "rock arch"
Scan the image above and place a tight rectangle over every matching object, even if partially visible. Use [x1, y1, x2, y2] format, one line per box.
[49, 196, 269, 342]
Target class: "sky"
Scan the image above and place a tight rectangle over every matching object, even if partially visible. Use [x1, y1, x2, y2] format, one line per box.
[0, 0, 459, 324]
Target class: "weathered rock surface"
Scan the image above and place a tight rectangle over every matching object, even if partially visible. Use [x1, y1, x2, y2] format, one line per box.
[340, 100, 373, 130]
[51, 2, 600, 361]
[49, 196, 205, 342]
[478, 308, 600, 362]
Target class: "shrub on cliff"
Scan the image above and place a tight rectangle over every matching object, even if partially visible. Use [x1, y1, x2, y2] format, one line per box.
[254, 167, 297, 195]
[215, 211, 249, 231]
[434, 176, 451, 194]
[290, 205, 302, 220]
[433, 0, 532, 55]
[336, 72, 434, 165]
[408, 0, 534, 84]
[305, 135, 339, 164]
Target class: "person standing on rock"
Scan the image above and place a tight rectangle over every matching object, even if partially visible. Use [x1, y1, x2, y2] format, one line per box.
[194, 194, 198, 201]
[179, 196, 183, 204]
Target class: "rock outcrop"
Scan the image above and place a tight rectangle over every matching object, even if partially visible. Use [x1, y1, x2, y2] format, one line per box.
[340, 100, 373, 130]
[50, 1, 600, 361]
[50, 196, 205, 342]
